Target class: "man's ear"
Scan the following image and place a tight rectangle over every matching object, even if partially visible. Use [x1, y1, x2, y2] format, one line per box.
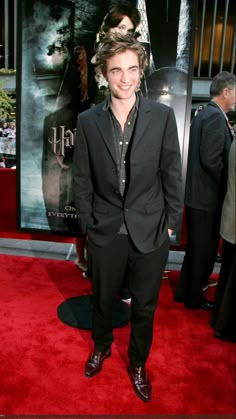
[223, 87, 230, 99]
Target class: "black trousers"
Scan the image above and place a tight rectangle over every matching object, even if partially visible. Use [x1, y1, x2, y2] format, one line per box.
[87, 234, 169, 367]
[175, 207, 220, 307]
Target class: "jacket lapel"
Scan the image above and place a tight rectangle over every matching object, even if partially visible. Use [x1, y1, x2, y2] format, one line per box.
[94, 103, 117, 164]
[93, 97, 152, 161]
[131, 97, 152, 152]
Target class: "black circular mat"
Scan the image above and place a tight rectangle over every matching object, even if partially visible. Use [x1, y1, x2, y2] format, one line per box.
[57, 295, 131, 329]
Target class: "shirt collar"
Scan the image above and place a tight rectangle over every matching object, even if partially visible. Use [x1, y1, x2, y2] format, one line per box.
[102, 92, 140, 112]
[211, 100, 228, 121]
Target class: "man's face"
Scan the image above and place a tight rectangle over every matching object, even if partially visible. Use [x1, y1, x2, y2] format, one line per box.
[104, 49, 141, 100]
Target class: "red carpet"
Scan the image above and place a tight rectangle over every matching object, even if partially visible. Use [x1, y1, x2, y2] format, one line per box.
[0, 254, 235, 416]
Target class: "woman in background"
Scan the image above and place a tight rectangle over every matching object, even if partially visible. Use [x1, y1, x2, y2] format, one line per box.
[210, 138, 236, 342]
[96, 3, 140, 41]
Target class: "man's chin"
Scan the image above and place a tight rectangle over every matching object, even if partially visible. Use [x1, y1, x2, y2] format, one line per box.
[113, 91, 136, 100]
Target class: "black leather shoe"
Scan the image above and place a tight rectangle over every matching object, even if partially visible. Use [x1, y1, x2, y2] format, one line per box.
[174, 295, 185, 303]
[200, 299, 214, 311]
[214, 332, 236, 343]
[128, 365, 151, 402]
[85, 349, 111, 377]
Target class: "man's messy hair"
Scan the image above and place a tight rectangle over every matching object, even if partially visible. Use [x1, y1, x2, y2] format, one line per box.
[95, 32, 148, 75]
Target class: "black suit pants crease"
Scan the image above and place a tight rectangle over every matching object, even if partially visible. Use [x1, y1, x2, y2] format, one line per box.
[211, 240, 236, 341]
[175, 207, 221, 307]
[87, 234, 170, 367]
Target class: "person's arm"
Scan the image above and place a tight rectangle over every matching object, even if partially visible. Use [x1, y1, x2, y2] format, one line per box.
[160, 107, 183, 231]
[73, 114, 94, 235]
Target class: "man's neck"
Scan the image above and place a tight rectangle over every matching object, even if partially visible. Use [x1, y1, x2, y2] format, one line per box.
[212, 97, 227, 114]
[111, 94, 136, 128]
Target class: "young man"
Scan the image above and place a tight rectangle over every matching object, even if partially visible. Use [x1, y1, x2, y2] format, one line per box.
[73, 32, 182, 402]
[175, 71, 235, 309]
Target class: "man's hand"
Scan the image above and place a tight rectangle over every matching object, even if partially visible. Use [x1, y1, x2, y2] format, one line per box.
[168, 229, 173, 237]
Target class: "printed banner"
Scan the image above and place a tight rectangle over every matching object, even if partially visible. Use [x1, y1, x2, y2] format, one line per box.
[0, 136, 16, 155]
[17, 0, 196, 240]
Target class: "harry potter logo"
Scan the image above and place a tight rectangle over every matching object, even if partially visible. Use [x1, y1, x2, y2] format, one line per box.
[48, 126, 76, 156]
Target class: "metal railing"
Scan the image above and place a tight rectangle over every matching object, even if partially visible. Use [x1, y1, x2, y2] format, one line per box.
[194, 0, 235, 78]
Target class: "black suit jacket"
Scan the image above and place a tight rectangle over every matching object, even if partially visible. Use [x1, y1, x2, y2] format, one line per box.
[185, 102, 233, 213]
[73, 96, 182, 253]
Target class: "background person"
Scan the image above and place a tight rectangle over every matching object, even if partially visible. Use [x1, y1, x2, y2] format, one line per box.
[194, 103, 204, 117]
[174, 71, 235, 310]
[74, 235, 88, 272]
[73, 32, 182, 402]
[210, 138, 236, 342]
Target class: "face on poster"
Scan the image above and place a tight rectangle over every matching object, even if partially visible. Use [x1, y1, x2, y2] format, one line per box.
[17, 0, 195, 237]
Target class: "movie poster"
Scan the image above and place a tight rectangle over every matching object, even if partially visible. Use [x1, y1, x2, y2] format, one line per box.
[17, 0, 196, 239]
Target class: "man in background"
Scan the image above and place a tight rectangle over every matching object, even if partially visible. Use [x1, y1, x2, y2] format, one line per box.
[175, 71, 235, 309]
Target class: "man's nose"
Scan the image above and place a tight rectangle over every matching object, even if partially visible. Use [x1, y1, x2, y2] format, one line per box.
[120, 71, 129, 82]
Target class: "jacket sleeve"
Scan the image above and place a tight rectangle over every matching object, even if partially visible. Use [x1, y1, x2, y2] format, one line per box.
[72, 114, 94, 235]
[159, 107, 183, 230]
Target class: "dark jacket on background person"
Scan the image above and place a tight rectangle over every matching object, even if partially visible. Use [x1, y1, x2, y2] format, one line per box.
[185, 101, 233, 213]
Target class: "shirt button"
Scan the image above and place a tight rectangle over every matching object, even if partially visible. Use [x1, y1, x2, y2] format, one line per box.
[125, 141, 128, 145]
[128, 121, 131, 125]
[124, 160, 126, 164]
[119, 141, 122, 145]
[122, 179, 125, 183]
